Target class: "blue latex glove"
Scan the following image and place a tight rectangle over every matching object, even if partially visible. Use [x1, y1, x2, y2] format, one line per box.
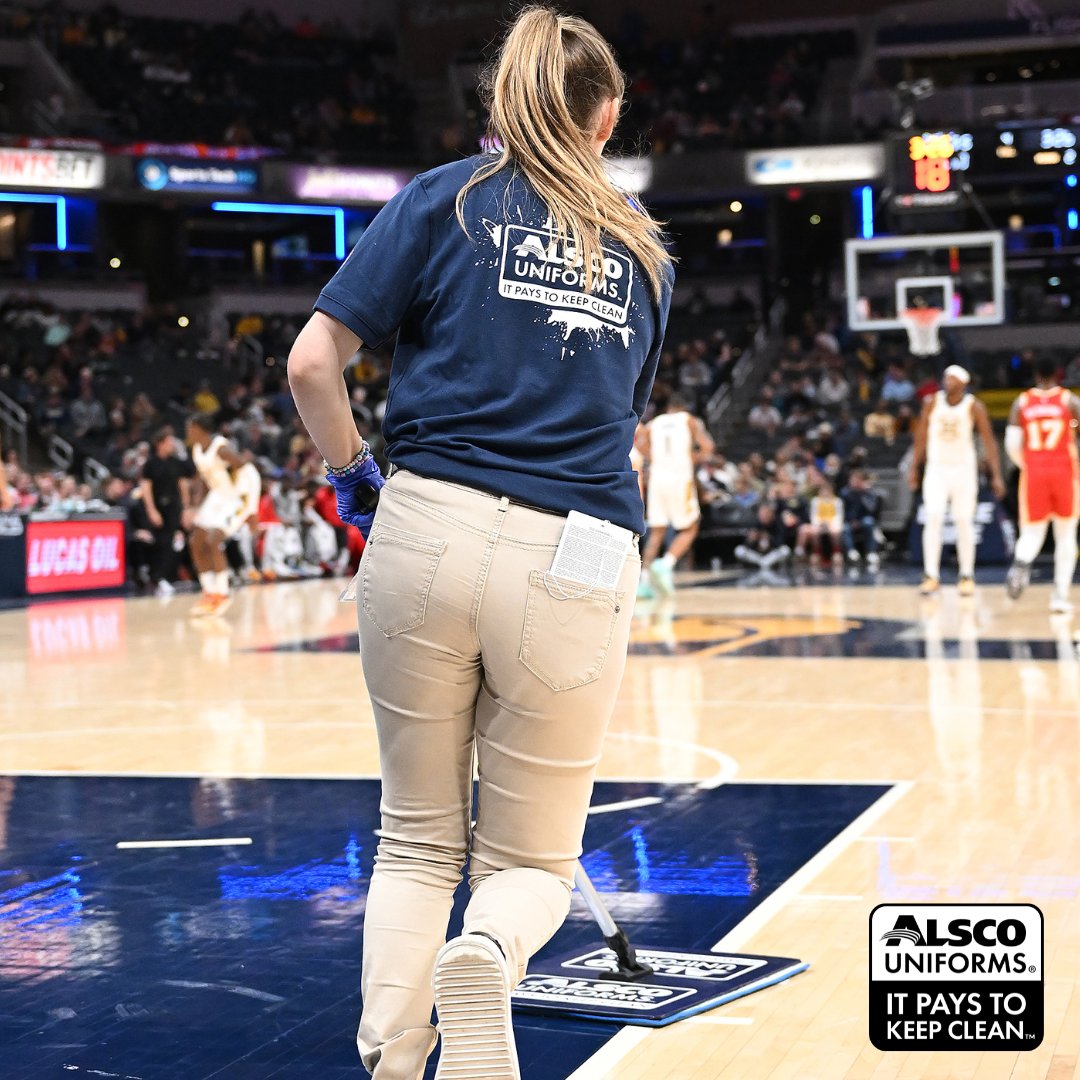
[326, 453, 385, 539]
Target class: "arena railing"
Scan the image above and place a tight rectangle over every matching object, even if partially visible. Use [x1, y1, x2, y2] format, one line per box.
[706, 322, 770, 437]
[84, 456, 110, 487]
[48, 433, 74, 472]
[0, 388, 28, 465]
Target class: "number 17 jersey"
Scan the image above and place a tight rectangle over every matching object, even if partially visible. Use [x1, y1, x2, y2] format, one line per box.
[1016, 386, 1079, 524]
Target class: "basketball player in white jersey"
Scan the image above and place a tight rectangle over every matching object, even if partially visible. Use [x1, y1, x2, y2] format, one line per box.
[630, 420, 647, 504]
[909, 365, 1005, 597]
[640, 394, 715, 596]
[228, 452, 263, 583]
[187, 414, 245, 616]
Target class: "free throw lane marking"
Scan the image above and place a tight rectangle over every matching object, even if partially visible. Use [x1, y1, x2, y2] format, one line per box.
[116, 837, 253, 849]
[588, 796, 665, 815]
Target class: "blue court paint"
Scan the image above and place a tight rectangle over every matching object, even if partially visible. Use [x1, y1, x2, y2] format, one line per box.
[0, 777, 888, 1078]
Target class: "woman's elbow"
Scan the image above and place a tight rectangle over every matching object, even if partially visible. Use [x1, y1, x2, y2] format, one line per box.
[287, 348, 327, 390]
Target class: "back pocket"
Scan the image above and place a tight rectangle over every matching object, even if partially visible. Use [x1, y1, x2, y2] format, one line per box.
[361, 523, 447, 637]
[519, 570, 625, 691]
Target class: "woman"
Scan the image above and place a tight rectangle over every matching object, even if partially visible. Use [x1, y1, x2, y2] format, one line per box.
[288, 8, 673, 1079]
[799, 480, 845, 566]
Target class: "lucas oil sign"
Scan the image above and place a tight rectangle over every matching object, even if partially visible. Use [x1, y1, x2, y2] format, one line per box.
[25, 519, 126, 595]
[870, 904, 1043, 1050]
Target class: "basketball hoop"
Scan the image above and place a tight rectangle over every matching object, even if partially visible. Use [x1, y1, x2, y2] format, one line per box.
[900, 307, 946, 357]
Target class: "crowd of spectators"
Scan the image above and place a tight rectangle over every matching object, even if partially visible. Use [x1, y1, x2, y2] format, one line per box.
[699, 443, 885, 576]
[976, 346, 1080, 390]
[0, 294, 396, 591]
[612, 21, 855, 155]
[638, 287, 760, 415]
[444, 19, 857, 161]
[684, 312, 923, 575]
[1, 3, 414, 163]
[5, 291, 1039, 591]
[744, 322, 933, 453]
[0, 292, 903, 590]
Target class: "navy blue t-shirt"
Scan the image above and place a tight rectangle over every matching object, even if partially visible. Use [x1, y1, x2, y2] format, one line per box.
[315, 155, 673, 534]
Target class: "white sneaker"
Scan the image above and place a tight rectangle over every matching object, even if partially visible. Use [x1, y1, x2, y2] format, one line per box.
[433, 933, 520, 1080]
[650, 559, 675, 596]
[155, 579, 175, 597]
[1050, 592, 1073, 615]
[867, 552, 880, 571]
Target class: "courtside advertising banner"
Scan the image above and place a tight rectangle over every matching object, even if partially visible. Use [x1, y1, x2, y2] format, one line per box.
[25, 518, 126, 595]
[0, 148, 105, 189]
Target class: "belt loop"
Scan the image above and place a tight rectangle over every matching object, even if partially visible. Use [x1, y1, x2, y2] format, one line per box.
[498, 496, 510, 513]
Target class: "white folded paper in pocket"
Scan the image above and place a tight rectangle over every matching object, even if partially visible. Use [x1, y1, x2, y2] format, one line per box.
[548, 511, 633, 591]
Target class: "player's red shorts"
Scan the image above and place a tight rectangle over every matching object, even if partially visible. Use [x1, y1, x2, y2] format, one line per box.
[1021, 466, 1079, 524]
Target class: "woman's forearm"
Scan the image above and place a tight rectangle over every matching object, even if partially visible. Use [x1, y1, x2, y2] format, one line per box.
[288, 313, 365, 469]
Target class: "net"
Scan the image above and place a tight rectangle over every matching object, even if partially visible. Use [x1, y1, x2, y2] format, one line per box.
[900, 307, 946, 357]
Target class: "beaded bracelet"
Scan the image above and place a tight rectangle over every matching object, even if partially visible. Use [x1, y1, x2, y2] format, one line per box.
[324, 442, 371, 479]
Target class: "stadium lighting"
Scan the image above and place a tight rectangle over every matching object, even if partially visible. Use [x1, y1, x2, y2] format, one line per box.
[858, 185, 874, 239]
[1067, 174, 1078, 188]
[729, 200, 743, 213]
[0, 191, 68, 251]
[109, 257, 121, 269]
[1069, 209, 1079, 231]
[210, 201, 346, 260]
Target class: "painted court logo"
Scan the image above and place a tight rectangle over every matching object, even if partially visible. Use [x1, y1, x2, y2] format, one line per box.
[870, 904, 1043, 1050]
[498, 223, 633, 341]
[513, 974, 695, 1012]
[562, 948, 767, 983]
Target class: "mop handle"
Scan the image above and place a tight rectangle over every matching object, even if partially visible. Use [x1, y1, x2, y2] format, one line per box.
[574, 862, 619, 938]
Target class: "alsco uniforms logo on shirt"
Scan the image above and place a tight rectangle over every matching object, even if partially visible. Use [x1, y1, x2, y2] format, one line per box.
[498, 223, 633, 333]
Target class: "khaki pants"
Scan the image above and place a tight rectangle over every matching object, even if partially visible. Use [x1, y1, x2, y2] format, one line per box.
[355, 469, 640, 1079]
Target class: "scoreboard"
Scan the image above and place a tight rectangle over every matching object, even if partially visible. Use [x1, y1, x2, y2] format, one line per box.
[890, 126, 1079, 207]
[992, 126, 1078, 171]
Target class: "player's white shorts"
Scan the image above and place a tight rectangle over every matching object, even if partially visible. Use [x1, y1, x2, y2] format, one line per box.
[194, 490, 246, 538]
[922, 464, 978, 520]
[646, 474, 700, 530]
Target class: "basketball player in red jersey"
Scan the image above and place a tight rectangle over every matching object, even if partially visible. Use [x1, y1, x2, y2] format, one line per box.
[1005, 356, 1080, 613]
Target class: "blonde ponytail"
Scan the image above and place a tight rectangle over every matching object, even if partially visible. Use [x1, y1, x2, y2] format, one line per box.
[455, 6, 672, 301]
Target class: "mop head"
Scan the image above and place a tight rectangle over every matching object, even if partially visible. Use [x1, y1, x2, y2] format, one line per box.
[511, 946, 808, 1026]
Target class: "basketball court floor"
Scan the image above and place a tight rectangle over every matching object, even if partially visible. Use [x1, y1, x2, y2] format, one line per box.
[1, 572, 1078, 1079]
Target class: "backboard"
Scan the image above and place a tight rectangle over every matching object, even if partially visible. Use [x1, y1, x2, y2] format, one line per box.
[844, 231, 1005, 332]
